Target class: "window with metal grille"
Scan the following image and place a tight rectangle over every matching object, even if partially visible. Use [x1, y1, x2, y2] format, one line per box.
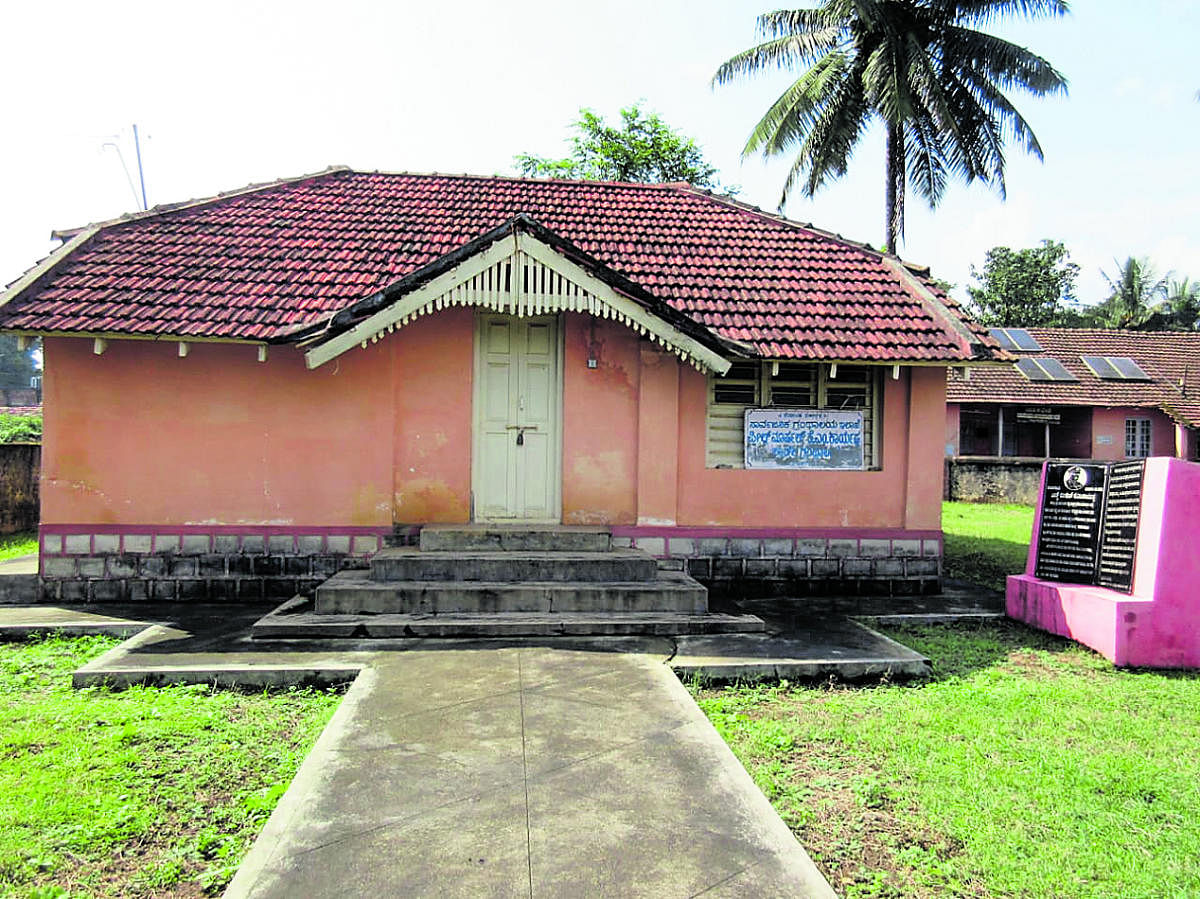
[1125, 418, 1152, 458]
[706, 363, 881, 468]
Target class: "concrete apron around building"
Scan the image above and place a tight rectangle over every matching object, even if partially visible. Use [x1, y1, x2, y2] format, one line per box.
[224, 644, 835, 899]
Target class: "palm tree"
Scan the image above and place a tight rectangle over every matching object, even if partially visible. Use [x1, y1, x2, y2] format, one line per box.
[1091, 257, 1169, 330]
[713, 1, 1069, 252]
[1163, 277, 1200, 330]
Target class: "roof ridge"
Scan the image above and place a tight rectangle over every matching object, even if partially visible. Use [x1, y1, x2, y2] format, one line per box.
[50, 165, 353, 240]
[1027, 326, 1200, 338]
[349, 168, 684, 191]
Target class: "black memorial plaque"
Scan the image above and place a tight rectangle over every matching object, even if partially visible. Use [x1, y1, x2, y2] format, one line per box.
[1035, 462, 1108, 584]
[1033, 459, 1145, 593]
[1095, 460, 1145, 591]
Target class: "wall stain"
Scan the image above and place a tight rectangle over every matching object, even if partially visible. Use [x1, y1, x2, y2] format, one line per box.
[394, 480, 469, 523]
[563, 451, 635, 525]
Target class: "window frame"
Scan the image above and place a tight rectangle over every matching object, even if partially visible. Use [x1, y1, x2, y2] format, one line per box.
[706, 362, 882, 469]
[1124, 417, 1152, 458]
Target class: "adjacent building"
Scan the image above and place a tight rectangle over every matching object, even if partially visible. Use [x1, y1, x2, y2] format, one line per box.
[946, 327, 1200, 501]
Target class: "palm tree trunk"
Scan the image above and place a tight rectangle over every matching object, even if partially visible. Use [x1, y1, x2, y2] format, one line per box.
[884, 124, 904, 253]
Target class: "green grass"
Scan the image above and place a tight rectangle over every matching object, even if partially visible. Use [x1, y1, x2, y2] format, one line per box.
[0, 635, 342, 898]
[0, 532, 37, 562]
[697, 621, 1200, 899]
[942, 501, 1035, 591]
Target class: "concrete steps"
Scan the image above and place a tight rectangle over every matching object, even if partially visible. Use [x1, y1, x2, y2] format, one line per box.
[253, 525, 765, 639]
[253, 601, 765, 640]
[315, 569, 707, 615]
[419, 525, 612, 553]
[367, 548, 657, 584]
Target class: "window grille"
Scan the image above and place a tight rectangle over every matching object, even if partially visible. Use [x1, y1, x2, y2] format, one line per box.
[706, 363, 881, 468]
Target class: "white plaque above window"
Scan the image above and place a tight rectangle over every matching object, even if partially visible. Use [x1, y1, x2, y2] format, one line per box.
[744, 409, 865, 470]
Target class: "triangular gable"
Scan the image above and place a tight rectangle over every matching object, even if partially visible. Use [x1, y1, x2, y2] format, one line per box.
[302, 218, 732, 374]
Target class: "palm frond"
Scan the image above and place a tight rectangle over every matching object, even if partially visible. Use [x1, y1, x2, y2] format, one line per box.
[792, 69, 871, 197]
[742, 52, 852, 156]
[756, 7, 843, 40]
[903, 110, 950, 206]
[940, 26, 1068, 95]
[712, 22, 844, 86]
[951, 0, 1069, 28]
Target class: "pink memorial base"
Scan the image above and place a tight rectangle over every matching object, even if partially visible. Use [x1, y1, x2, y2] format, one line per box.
[1006, 457, 1200, 669]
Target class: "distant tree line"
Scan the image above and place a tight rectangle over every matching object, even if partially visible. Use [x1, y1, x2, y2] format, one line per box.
[966, 241, 1200, 331]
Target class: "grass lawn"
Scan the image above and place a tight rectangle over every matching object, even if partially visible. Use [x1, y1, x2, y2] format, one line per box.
[0, 635, 342, 898]
[698, 499, 1198, 897]
[941, 501, 1034, 592]
[0, 532, 37, 563]
[697, 621, 1200, 898]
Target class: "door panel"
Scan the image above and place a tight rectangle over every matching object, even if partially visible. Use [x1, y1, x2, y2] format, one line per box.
[474, 314, 561, 521]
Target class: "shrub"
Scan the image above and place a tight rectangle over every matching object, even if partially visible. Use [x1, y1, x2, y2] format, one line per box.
[0, 414, 41, 443]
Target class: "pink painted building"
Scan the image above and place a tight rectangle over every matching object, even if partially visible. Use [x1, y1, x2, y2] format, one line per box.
[947, 328, 1200, 462]
[945, 328, 1200, 502]
[0, 169, 1004, 604]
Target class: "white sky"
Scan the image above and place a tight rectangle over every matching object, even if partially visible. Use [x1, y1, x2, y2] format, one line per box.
[2, 0, 1197, 308]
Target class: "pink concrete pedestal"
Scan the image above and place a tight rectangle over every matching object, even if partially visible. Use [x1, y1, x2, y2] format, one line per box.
[1007, 457, 1200, 668]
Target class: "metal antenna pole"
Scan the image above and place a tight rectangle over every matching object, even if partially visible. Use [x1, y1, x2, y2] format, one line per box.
[133, 123, 148, 210]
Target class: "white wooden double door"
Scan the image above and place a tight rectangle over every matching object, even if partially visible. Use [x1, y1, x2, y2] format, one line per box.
[473, 314, 562, 521]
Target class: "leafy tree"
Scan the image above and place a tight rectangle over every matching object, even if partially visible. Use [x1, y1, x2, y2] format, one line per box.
[514, 105, 725, 190]
[966, 240, 1080, 327]
[1088, 257, 1170, 330]
[713, 1, 1069, 252]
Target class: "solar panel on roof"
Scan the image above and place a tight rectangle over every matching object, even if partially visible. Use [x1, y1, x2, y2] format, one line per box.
[989, 328, 1016, 350]
[1038, 357, 1077, 380]
[988, 328, 1043, 352]
[1081, 355, 1151, 380]
[1006, 329, 1043, 351]
[1016, 357, 1078, 382]
[1015, 358, 1048, 380]
[1081, 355, 1120, 378]
[1111, 357, 1151, 380]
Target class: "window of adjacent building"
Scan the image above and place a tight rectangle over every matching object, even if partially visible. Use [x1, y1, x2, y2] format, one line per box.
[706, 362, 880, 468]
[957, 405, 1092, 458]
[959, 406, 999, 455]
[1125, 418, 1152, 458]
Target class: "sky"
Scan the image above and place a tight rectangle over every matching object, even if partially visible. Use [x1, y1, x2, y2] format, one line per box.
[1, 0, 1197, 310]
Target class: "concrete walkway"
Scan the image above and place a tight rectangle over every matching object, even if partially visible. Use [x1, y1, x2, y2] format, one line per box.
[225, 646, 834, 898]
[1, 604, 839, 897]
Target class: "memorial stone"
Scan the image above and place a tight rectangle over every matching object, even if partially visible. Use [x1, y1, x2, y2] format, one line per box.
[1033, 460, 1144, 594]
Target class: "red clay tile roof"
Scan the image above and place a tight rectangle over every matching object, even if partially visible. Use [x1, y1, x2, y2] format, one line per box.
[0, 169, 1000, 364]
[947, 328, 1200, 427]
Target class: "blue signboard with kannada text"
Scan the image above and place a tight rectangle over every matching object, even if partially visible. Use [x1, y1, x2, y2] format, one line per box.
[744, 409, 865, 470]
